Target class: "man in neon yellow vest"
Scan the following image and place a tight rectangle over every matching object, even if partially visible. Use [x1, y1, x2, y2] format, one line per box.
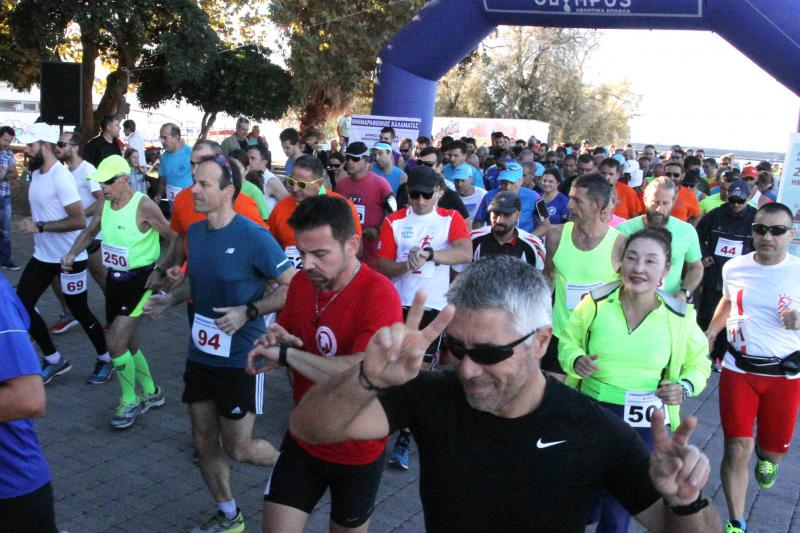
[62, 155, 175, 429]
[543, 173, 626, 377]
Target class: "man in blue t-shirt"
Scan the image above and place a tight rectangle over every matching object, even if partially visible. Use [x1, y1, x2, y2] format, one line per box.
[0, 275, 58, 533]
[473, 162, 541, 232]
[144, 154, 294, 533]
[443, 140, 485, 189]
[158, 123, 193, 205]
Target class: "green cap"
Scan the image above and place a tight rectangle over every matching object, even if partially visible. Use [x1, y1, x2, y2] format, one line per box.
[88, 155, 131, 182]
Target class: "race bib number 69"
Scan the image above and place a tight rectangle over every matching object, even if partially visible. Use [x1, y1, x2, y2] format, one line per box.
[60, 271, 87, 295]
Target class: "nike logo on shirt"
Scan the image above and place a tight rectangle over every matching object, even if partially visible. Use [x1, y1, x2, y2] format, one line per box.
[536, 438, 566, 449]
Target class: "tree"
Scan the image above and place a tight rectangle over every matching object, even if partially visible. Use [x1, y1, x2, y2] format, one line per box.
[269, 0, 427, 131]
[4, 1, 227, 137]
[435, 26, 640, 145]
[137, 44, 292, 141]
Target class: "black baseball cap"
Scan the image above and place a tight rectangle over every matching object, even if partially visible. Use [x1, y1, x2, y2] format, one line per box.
[407, 166, 439, 194]
[487, 191, 521, 214]
[344, 141, 370, 158]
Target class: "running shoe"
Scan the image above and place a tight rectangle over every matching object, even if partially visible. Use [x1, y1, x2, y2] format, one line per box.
[41, 358, 72, 384]
[1, 261, 20, 271]
[725, 520, 747, 533]
[190, 509, 245, 533]
[140, 386, 166, 414]
[388, 432, 411, 471]
[50, 314, 78, 334]
[110, 400, 142, 430]
[86, 360, 114, 385]
[755, 457, 778, 489]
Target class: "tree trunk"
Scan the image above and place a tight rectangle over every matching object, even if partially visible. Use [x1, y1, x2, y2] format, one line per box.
[94, 68, 130, 126]
[79, 32, 99, 139]
[199, 111, 217, 141]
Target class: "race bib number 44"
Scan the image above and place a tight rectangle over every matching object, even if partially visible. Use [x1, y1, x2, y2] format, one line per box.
[714, 237, 743, 258]
[60, 270, 87, 295]
[191, 313, 232, 357]
[623, 391, 670, 428]
[101, 243, 129, 270]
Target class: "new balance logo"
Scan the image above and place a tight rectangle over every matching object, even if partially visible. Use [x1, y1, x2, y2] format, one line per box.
[230, 407, 242, 414]
[225, 248, 235, 254]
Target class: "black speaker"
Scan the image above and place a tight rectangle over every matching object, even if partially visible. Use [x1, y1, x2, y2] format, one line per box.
[40, 62, 82, 126]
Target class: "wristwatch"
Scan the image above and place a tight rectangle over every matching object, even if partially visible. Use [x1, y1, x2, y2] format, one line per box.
[665, 492, 709, 516]
[423, 246, 435, 262]
[245, 302, 259, 321]
[36, 221, 45, 233]
[680, 288, 692, 300]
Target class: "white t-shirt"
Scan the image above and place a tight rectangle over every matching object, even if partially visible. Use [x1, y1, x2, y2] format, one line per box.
[125, 130, 146, 167]
[722, 251, 800, 378]
[459, 187, 487, 221]
[29, 163, 88, 263]
[70, 160, 100, 215]
[262, 169, 281, 213]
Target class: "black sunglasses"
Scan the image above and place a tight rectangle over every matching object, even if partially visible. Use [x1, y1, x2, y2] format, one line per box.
[328, 163, 342, 169]
[444, 329, 538, 365]
[414, 159, 435, 168]
[664, 172, 681, 178]
[409, 190, 434, 200]
[56, 141, 75, 148]
[752, 223, 792, 236]
[345, 155, 363, 162]
[728, 197, 747, 205]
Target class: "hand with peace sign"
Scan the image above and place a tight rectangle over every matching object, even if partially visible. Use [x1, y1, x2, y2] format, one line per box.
[648, 410, 710, 506]
[360, 290, 455, 390]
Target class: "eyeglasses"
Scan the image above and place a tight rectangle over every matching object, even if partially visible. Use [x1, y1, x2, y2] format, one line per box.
[415, 159, 435, 168]
[728, 197, 746, 205]
[664, 172, 682, 178]
[409, 190, 434, 200]
[345, 155, 364, 162]
[752, 223, 792, 236]
[444, 329, 538, 365]
[286, 176, 323, 190]
[56, 141, 75, 148]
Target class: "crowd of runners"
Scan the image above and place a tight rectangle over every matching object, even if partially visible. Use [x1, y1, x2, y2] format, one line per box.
[0, 117, 798, 533]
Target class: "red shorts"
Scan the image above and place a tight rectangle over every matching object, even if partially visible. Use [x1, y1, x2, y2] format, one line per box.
[719, 369, 800, 453]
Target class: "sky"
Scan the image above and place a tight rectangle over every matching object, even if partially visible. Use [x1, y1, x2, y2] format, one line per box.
[584, 29, 800, 154]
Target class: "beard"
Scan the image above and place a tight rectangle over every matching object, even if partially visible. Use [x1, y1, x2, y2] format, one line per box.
[27, 148, 45, 172]
[492, 223, 513, 238]
[645, 210, 669, 228]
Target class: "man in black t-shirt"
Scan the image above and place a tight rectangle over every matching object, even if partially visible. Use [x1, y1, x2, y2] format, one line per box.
[84, 116, 122, 168]
[285, 256, 721, 532]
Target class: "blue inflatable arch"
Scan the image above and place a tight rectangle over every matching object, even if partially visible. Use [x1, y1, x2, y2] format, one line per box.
[372, 0, 800, 136]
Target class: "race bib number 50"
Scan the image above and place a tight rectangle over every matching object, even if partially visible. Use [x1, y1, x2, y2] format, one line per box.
[623, 391, 670, 428]
[191, 313, 232, 357]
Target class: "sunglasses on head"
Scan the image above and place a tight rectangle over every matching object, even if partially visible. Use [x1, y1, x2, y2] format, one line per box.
[409, 190, 434, 200]
[414, 159, 435, 168]
[444, 329, 538, 365]
[728, 197, 747, 205]
[286, 176, 323, 190]
[752, 223, 791, 236]
[198, 154, 234, 183]
[664, 172, 681, 178]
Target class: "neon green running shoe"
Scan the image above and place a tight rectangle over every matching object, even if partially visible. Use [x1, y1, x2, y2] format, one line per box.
[725, 520, 746, 533]
[755, 457, 778, 489]
[190, 510, 245, 533]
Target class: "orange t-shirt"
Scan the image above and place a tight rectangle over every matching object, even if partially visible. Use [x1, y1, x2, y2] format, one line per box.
[671, 186, 701, 222]
[613, 181, 644, 220]
[170, 187, 267, 237]
[267, 191, 363, 249]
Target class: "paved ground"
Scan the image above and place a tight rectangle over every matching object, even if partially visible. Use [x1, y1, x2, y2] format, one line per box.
[4, 214, 800, 533]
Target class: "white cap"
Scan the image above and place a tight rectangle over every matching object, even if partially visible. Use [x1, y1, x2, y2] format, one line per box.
[18, 122, 59, 145]
[623, 159, 644, 187]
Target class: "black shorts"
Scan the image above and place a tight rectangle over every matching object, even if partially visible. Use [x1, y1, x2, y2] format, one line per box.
[264, 434, 385, 528]
[105, 265, 153, 323]
[0, 481, 58, 533]
[541, 334, 565, 374]
[182, 360, 264, 420]
[87, 239, 102, 255]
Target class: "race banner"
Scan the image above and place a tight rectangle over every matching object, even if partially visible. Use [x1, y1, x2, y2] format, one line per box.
[777, 132, 800, 257]
[432, 117, 550, 147]
[349, 115, 421, 149]
[483, 0, 703, 18]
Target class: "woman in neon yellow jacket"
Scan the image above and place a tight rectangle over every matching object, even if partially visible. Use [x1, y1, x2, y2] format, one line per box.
[558, 227, 710, 533]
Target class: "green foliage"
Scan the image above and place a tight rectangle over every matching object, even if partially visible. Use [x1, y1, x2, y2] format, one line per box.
[436, 27, 640, 145]
[269, 0, 427, 128]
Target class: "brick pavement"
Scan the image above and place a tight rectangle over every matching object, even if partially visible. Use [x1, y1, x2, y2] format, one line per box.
[3, 213, 800, 533]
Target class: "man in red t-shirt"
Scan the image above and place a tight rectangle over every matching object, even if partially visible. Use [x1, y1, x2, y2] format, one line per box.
[247, 195, 402, 533]
[665, 161, 701, 226]
[335, 142, 395, 268]
[599, 157, 643, 220]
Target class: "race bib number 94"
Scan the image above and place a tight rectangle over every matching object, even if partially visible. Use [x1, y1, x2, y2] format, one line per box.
[623, 391, 670, 428]
[191, 313, 232, 357]
[60, 270, 87, 295]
